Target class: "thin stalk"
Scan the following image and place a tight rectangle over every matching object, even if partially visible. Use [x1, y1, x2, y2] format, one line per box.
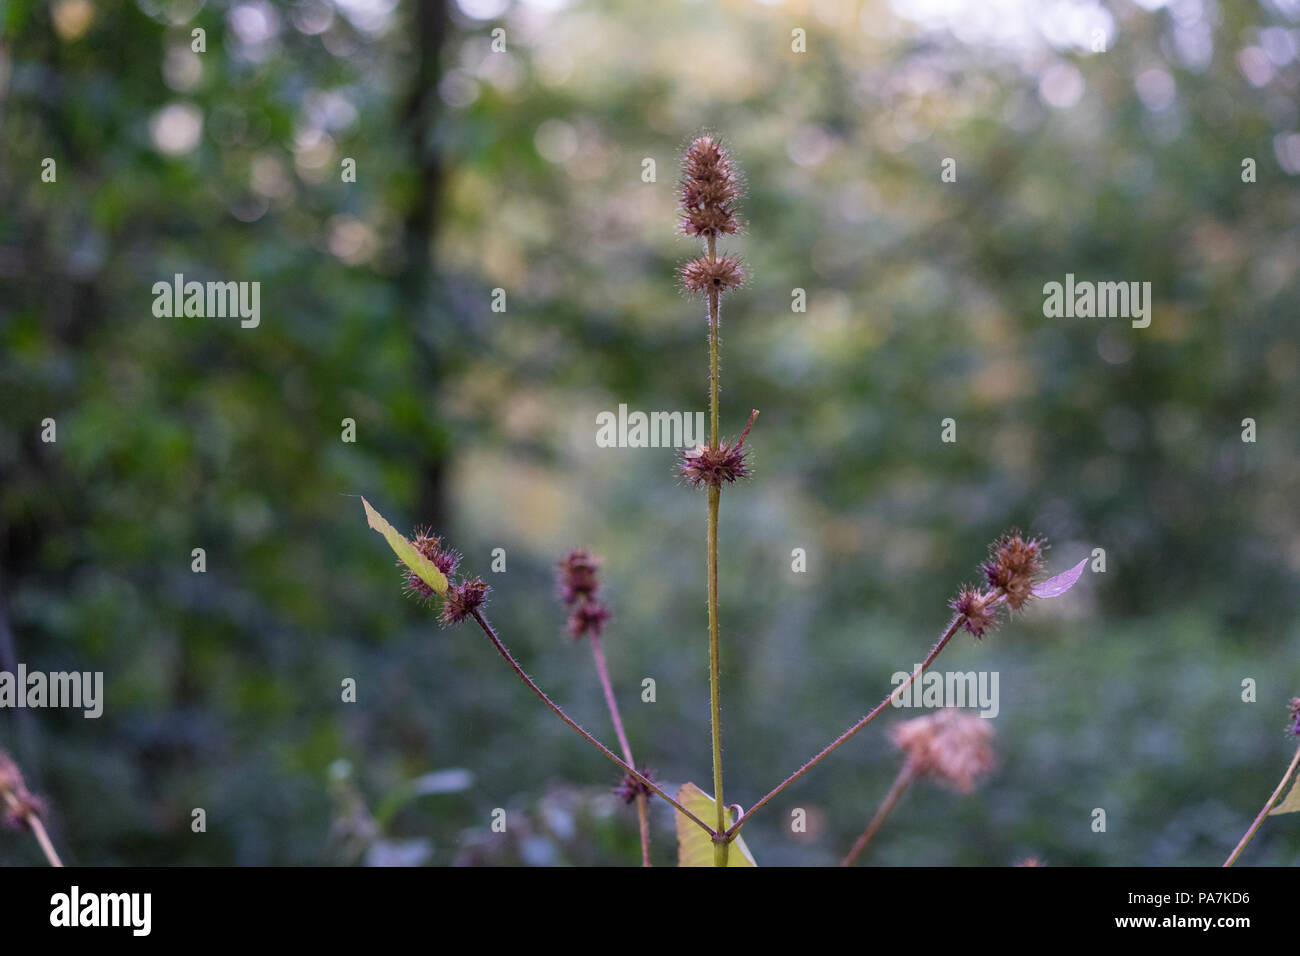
[589, 632, 652, 866]
[1223, 741, 1300, 866]
[635, 794, 651, 868]
[724, 616, 962, 840]
[708, 235, 719, 448]
[589, 634, 635, 771]
[705, 234, 728, 866]
[468, 609, 715, 837]
[840, 763, 915, 866]
[708, 484, 726, 866]
[2, 791, 62, 867]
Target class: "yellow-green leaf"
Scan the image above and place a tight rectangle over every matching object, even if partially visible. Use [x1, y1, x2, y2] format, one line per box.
[674, 782, 757, 867]
[360, 497, 448, 596]
[1269, 776, 1300, 816]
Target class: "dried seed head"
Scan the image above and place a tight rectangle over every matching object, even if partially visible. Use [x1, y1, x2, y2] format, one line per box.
[413, 531, 460, 576]
[679, 135, 742, 239]
[678, 408, 759, 487]
[679, 254, 746, 296]
[556, 549, 611, 640]
[404, 530, 460, 601]
[615, 767, 656, 805]
[950, 587, 1000, 639]
[1289, 697, 1300, 736]
[440, 577, 490, 626]
[891, 708, 995, 794]
[982, 533, 1046, 611]
[557, 550, 601, 606]
[567, 600, 610, 640]
[679, 441, 749, 486]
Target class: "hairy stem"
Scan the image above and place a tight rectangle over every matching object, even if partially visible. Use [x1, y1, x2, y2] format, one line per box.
[708, 484, 726, 865]
[469, 610, 715, 837]
[589, 634, 635, 770]
[725, 616, 961, 839]
[635, 794, 651, 867]
[705, 234, 728, 866]
[589, 632, 651, 866]
[1223, 740, 1300, 867]
[708, 238, 719, 449]
[841, 763, 915, 867]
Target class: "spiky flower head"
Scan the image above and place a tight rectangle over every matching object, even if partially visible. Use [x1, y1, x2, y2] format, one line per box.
[891, 708, 995, 794]
[679, 254, 746, 296]
[396, 525, 490, 625]
[678, 135, 747, 300]
[556, 549, 611, 640]
[615, 767, 656, 805]
[567, 601, 610, 640]
[679, 442, 749, 487]
[950, 587, 1000, 639]
[440, 577, 490, 626]
[982, 533, 1046, 611]
[557, 550, 601, 606]
[404, 530, 460, 601]
[679, 135, 742, 240]
[679, 408, 758, 487]
[1289, 697, 1300, 736]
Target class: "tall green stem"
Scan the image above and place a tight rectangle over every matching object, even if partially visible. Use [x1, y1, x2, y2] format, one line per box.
[706, 236, 728, 866]
[708, 484, 725, 865]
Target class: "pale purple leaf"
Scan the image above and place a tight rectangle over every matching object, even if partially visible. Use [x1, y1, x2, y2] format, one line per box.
[1032, 558, 1088, 599]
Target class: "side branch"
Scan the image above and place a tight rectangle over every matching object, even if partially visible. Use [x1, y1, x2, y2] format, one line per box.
[1223, 741, 1300, 867]
[725, 616, 962, 839]
[469, 610, 716, 837]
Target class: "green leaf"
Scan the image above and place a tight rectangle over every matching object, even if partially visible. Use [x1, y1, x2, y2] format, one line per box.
[1269, 776, 1300, 816]
[674, 782, 757, 867]
[360, 497, 448, 596]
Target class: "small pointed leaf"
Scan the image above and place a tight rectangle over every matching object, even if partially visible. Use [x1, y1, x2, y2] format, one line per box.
[1032, 558, 1088, 599]
[361, 497, 448, 595]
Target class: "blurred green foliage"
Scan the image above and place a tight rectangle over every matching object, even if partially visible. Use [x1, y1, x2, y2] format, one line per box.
[1, 0, 1299, 865]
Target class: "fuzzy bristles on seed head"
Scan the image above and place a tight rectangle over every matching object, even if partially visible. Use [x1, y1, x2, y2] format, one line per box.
[404, 530, 460, 601]
[615, 767, 656, 804]
[679, 135, 742, 239]
[679, 409, 759, 487]
[558, 550, 601, 606]
[982, 533, 1045, 611]
[891, 708, 995, 794]
[556, 549, 611, 640]
[679, 441, 750, 486]
[567, 601, 610, 640]
[679, 255, 745, 296]
[440, 577, 489, 626]
[950, 587, 1000, 639]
